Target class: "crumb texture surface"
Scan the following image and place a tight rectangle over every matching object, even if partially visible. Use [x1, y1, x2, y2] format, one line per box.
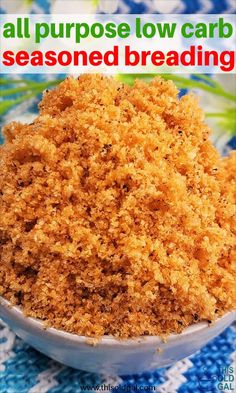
[0, 75, 235, 338]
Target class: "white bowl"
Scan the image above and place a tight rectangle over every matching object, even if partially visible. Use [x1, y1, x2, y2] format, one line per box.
[0, 297, 235, 375]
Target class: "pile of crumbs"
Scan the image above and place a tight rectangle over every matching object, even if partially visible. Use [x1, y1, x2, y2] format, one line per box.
[0, 74, 235, 338]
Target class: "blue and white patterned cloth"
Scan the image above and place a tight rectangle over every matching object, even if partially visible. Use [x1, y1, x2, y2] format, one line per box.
[0, 319, 235, 393]
[0, 1, 235, 392]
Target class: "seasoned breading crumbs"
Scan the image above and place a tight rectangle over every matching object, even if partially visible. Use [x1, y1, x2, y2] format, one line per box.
[0, 74, 235, 338]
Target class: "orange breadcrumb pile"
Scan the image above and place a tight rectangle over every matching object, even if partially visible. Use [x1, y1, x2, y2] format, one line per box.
[0, 75, 235, 338]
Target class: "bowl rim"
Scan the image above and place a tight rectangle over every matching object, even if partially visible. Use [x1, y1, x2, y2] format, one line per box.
[0, 296, 235, 347]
